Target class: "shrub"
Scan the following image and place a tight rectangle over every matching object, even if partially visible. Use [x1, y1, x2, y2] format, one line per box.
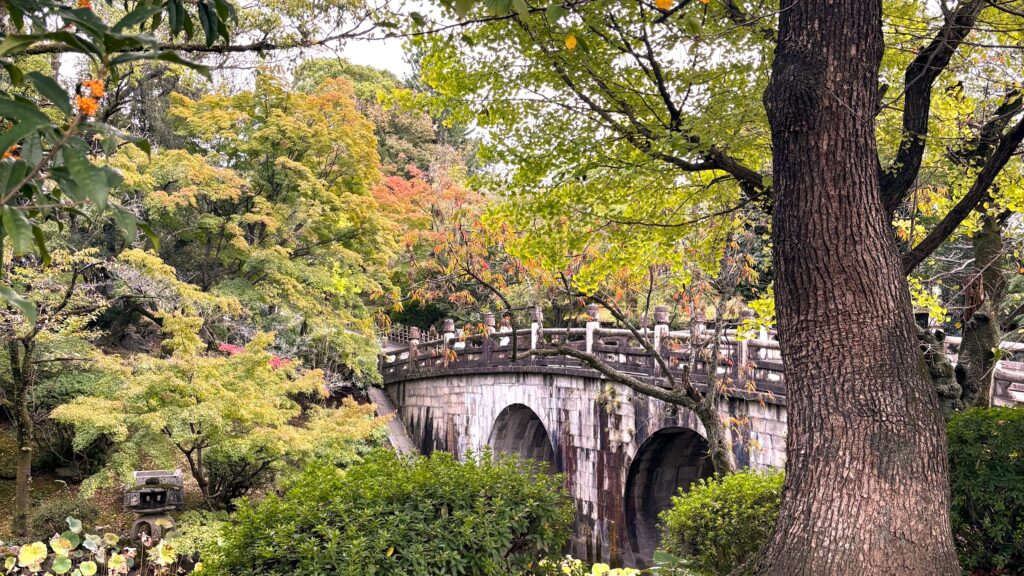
[206, 450, 574, 576]
[659, 469, 783, 576]
[168, 510, 231, 556]
[28, 496, 100, 539]
[948, 406, 1024, 572]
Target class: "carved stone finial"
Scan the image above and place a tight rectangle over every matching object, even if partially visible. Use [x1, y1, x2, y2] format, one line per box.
[409, 326, 421, 341]
[532, 305, 543, 324]
[443, 319, 455, 333]
[586, 303, 599, 321]
[484, 312, 496, 328]
[654, 305, 669, 324]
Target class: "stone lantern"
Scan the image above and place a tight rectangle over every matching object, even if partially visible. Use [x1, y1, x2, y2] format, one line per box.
[123, 470, 184, 540]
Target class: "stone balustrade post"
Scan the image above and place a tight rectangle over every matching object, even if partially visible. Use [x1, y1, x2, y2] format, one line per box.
[443, 319, 456, 347]
[586, 303, 600, 354]
[484, 312, 496, 334]
[531, 305, 542, 350]
[736, 308, 754, 380]
[408, 326, 421, 367]
[653, 305, 670, 351]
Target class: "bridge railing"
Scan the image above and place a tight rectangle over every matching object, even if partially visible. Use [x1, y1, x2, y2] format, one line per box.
[378, 307, 789, 399]
[379, 307, 1024, 406]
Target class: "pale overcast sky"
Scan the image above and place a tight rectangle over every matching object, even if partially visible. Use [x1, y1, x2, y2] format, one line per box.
[341, 35, 413, 79]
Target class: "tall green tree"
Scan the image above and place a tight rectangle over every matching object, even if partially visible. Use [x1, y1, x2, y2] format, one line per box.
[407, 0, 1024, 571]
[130, 71, 396, 382]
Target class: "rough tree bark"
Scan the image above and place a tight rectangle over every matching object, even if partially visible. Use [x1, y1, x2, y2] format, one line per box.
[957, 213, 1005, 407]
[756, 0, 960, 573]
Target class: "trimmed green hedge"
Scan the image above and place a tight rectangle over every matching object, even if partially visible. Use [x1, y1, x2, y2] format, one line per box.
[206, 450, 574, 575]
[659, 470, 783, 575]
[948, 406, 1024, 572]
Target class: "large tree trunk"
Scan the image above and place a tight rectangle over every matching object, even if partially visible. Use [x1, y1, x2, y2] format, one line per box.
[756, 1, 960, 573]
[957, 213, 1005, 407]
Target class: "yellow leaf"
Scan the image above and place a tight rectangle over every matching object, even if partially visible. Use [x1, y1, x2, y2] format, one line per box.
[655, 0, 673, 9]
[18, 542, 47, 568]
[387, 546, 395, 557]
[565, 34, 577, 50]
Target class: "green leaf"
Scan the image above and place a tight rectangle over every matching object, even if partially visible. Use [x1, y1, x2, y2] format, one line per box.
[1, 60, 24, 85]
[454, 0, 474, 18]
[140, 221, 160, 251]
[60, 530, 80, 549]
[484, 0, 512, 16]
[134, 137, 152, 158]
[52, 556, 72, 575]
[34, 31, 100, 60]
[0, 283, 35, 322]
[31, 225, 49, 266]
[113, 5, 165, 32]
[25, 72, 72, 117]
[0, 97, 53, 126]
[111, 204, 138, 243]
[167, 0, 184, 36]
[198, 1, 217, 47]
[20, 132, 42, 165]
[1, 205, 33, 255]
[62, 144, 110, 210]
[0, 121, 40, 154]
[683, 14, 701, 35]
[78, 560, 97, 576]
[512, 0, 531, 19]
[60, 10, 107, 41]
[652, 550, 683, 564]
[545, 3, 566, 23]
[155, 51, 211, 77]
[0, 35, 37, 57]
[66, 517, 83, 534]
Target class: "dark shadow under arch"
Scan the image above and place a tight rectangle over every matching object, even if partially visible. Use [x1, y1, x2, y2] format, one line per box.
[624, 426, 714, 565]
[488, 404, 558, 473]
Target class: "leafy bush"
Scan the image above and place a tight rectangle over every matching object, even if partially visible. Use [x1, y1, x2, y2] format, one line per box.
[948, 407, 1024, 572]
[167, 511, 230, 556]
[659, 470, 783, 576]
[206, 450, 574, 576]
[28, 496, 99, 540]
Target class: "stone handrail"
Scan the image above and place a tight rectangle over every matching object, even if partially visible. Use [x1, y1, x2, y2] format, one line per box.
[380, 318, 788, 401]
[379, 310, 1024, 406]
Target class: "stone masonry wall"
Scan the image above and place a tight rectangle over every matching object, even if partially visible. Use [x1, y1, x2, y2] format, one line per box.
[385, 371, 787, 567]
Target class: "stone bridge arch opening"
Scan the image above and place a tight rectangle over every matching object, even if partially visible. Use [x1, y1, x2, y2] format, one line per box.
[488, 404, 558, 473]
[625, 427, 714, 564]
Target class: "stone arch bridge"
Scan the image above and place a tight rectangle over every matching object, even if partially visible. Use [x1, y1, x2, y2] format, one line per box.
[376, 313, 1024, 567]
